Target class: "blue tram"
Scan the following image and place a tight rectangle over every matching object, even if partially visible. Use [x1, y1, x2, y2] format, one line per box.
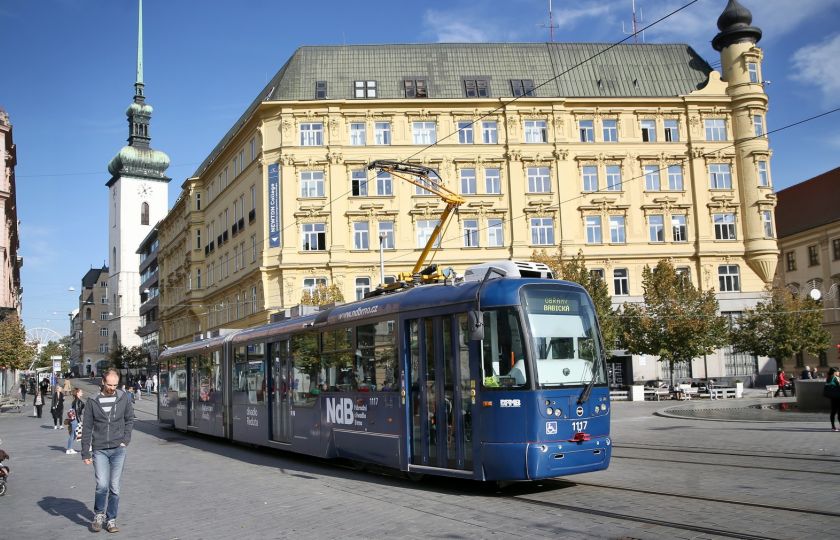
[157, 263, 611, 481]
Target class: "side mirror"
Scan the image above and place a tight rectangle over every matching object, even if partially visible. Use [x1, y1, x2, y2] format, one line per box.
[468, 310, 484, 341]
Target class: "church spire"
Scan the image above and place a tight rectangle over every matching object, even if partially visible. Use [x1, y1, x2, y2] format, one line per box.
[135, 0, 144, 96]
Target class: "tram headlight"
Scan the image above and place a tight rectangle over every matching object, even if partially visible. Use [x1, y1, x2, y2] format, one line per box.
[554, 408, 562, 417]
[546, 407, 554, 416]
[600, 403, 607, 412]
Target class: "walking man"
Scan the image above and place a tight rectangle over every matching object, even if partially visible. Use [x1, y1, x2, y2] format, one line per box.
[81, 368, 135, 533]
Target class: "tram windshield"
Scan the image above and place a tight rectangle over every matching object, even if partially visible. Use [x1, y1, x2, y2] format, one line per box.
[522, 286, 606, 387]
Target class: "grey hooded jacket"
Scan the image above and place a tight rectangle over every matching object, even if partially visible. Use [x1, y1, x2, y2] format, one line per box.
[80, 389, 135, 460]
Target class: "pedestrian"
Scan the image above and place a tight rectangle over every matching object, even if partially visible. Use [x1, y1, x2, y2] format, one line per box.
[826, 367, 840, 432]
[133, 380, 142, 401]
[775, 368, 789, 397]
[19, 381, 27, 402]
[152, 373, 158, 393]
[50, 386, 65, 429]
[66, 388, 85, 454]
[39, 376, 50, 397]
[81, 368, 135, 533]
[33, 389, 44, 418]
[145, 377, 153, 397]
[801, 366, 813, 380]
[63, 378, 72, 393]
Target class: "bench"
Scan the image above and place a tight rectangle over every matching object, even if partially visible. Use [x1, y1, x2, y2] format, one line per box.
[707, 387, 737, 399]
[644, 388, 670, 401]
[765, 385, 779, 397]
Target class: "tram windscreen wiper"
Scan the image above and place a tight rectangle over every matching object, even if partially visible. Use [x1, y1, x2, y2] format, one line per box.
[577, 353, 602, 404]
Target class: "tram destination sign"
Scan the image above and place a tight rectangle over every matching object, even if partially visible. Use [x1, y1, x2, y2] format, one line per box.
[526, 289, 581, 315]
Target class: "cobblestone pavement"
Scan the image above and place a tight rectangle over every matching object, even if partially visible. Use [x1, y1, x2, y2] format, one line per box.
[0, 380, 838, 539]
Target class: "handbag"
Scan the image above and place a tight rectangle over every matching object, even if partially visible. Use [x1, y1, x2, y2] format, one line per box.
[75, 422, 83, 441]
[823, 384, 840, 400]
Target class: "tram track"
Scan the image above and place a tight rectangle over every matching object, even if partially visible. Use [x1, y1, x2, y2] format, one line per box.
[614, 442, 840, 462]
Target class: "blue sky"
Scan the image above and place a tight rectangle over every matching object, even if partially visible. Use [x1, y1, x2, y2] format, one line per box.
[2, 0, 839, 337]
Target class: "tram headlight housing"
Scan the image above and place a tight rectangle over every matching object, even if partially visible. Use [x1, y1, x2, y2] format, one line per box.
[554, 408, 562, 417]
[546, 407, 554, 416]
[601, 403, 607, 412]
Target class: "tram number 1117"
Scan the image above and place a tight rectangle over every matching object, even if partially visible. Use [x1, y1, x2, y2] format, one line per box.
[571, 420, 588, 432]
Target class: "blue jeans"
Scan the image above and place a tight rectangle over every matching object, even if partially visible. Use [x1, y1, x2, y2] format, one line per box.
[66, 419, 78, 450]
[93, 446, 127, 520]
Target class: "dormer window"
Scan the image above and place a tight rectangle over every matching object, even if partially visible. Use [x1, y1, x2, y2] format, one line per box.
[315, 81, 327, 99]
[404, 79, 428, 98]
[510, 79, 535, 97]
[354, 80, 377, 98]
[463, 79, 489, 98]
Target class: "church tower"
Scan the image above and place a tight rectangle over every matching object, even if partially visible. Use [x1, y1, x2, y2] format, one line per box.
[713, 0, 778, 284]
[106, 0, 170, 351]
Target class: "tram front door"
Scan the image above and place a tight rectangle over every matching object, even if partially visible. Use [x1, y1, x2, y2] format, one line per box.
[407, 315, 473, 472]
[270, 340, 293, 443]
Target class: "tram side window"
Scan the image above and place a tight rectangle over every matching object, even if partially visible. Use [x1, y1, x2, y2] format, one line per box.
[481, 308, 528, 389]
[171, 356, 187, 402]
[290, 331, 321, 406]
[321, 327, 353, 392]
[356, 320, 397, 391]
[233, 344, 265, 404]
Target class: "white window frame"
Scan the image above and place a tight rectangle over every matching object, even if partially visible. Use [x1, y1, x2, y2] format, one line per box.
[530, 217, 554, 245]
[705, 119, 727, 141]
[582, 166, 598, 192]
[672, 215, 687, 242]
[585, 216, 602, 244]
[353, 221, 370, 250]
[524, 120, 547, 143]
[664, 119, 679, 142]
[374, 122, 391, 145]
[605, 165, 622, 191]
[349, 122, 366, 145]
[487, 218, 504, 247]
[718, 265, 740, 292]
[351, 169, 368, 196]
[300, 122, 324, 146]
[613, 269, 629, 296]
[300, 170, 325, 198]
[640, 119, 657, 142]
[762, 210, 774, 238]
[753, 114, 765, 137]
[355, 277, 371, 301]
[709, 163, 732, 189]
[458, 121, 474, 144]
[460, 168, 477, 195]
[463, 219, 479, 247]
[602, 119, 618, 142]
[376, 171, 393, 196]
[579, 119, 595, 142]
[485, 168, 501, 194]
[354, 80, 376, 98]
[757, 160, 770, 187]
[412, 121, 437, 145]
[648, 215, 664, 242]
[609, 215, 626, 244]
[713, 213, 737, 240]
[416, 219, 441, 248]
[482, 121, 498, 144]
[527, 167, 551, 193]
[378, 221, 395, 249]
[302, 222, 326, 251]
[667, 165, 684, 191]
[644, 165, 661, 191]
[303, 277, 327, 294]
[747, 62, 759, 83]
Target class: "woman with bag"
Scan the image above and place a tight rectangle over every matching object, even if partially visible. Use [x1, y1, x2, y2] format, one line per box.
[50, 386, 64, 429]
[66, 388, 85, 454]
[33, 389, 44, 418]
[825, 367, 840, 432]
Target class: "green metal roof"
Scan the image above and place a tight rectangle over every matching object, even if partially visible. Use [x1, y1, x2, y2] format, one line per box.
[193, 42, 713, 177]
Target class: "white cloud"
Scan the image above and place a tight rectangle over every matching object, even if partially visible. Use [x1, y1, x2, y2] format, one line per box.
[552, 4, 614, 29]
[791, 33, 840, 105]
[423, 10, 493, 43]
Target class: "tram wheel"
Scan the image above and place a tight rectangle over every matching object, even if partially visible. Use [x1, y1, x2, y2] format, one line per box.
[405, 471, 425, 483]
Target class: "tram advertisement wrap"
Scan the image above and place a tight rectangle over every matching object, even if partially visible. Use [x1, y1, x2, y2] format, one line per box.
[325, 397, 377, 428]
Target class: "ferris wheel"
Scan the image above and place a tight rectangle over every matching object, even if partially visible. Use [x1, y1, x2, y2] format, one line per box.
[26, 327, 63, 348]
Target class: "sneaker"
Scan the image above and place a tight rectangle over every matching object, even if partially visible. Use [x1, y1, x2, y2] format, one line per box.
[832, 428, 839, 432]
[66, 449, 77, 454]
[105, 519, 119, 533]
[90, 513, 105, 532]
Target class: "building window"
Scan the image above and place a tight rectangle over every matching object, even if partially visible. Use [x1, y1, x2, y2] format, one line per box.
[303, 277, 327, 294]
[609, 215, 626, 243]
[196, 269, 202, 289]
[485, 168, 501, 194]
[251, 234, 257, 263]
[672, 215, 687, 242]
[457, 121, 474, 144]
[761, 210, 774, 238]
[99, 327, 108, 337]
[351, 170, 368, 196]
[585, 216, 602, 244]
[709, 163, 732, 189]
[590, 269, 605, 281]
[753, 115, 765, 137]
[354, 80, 376, 98]
[374, 122, 391, 145]
[786, 251, 796, 271]
[195, 192, 201, 211]
[582, 166, 598, 192]
[140, 202, 149, 225]
[403, 79, 428, 98]
[808, 245, 819, 266]
[353, 222, 370, 250]
[524, 120, 547, 143]
[719, 265, 740, 292]
[578, 119, 594, 142]
[100, 311, 108, 321]
[482, 121, 498, 144]
[99, 344, 109, 354]
[602, 119, 618, 142]
[355, 277, 371, 301]
[249, 137, 257, 162]
[460, 168, 477, 194]
[648, 215, 664, 242]
[757, 160, 770, 186]
[375, 171, 392, 196]
[714, 213, 737, 240]
[463, 79, 489, 98]
[613, 269, 629, 296]
[349, 122, 366, 145]
[300, 171, 325, 198]
[85, 308, 92, 320]
[487, 219, 504, 247]
[302, 223, 326, 251]
[195, 229, 201, 250]
[416, 220, 441, 248]
[664, 119, 679, 142]
[315, 80, 327, 99]
[640, 119, 657, 142]
[530, 217, 555, 245]
[510, 79, 535, 97]
[527, 167, 550, 193]
[412, 121, 437, 144]
[705, 118, 727, 141]
[300, 123, 323, 146]
[378, 221, 395, 249]
[747, 62, 759, 83]
[661, 164, 682, 191]
[605, 165, 622, 191]
[463, 219, 479, 247]
[644, 165, 661, 191]
[833, 238, 840, 261]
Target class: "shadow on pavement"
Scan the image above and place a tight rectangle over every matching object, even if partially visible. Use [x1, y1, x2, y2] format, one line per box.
[37, 496, 92, 527]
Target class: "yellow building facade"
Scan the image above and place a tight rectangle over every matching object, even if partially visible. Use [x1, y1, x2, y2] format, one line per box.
[159, 2, 778, 385]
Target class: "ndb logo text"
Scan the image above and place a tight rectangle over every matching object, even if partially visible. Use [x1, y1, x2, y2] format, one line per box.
[326, 397, 354, 425]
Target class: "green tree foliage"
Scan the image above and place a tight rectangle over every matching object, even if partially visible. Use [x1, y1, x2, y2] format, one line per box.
[109, 345, 146, 371]
[0, 313, 37, 370]
[531, 249, 619, 355]
[37, 338, 70, 371]
[730, 286, 830, 368]
[620, 260, 728, 386]
[301, 283, 344, 306]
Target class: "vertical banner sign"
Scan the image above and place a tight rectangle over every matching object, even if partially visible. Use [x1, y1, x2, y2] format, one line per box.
[268, 163, 281, 248]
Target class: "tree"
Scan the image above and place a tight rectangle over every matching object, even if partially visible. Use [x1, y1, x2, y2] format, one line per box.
[532, 249, 619, 355]
[620, 260, 728, 386]
[37, 338, 70, 372]
[301, 283, 344, 307]
[730, 286, 830, 369]
[110, 345, 146, 371]
[0, 313, 37, 370]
